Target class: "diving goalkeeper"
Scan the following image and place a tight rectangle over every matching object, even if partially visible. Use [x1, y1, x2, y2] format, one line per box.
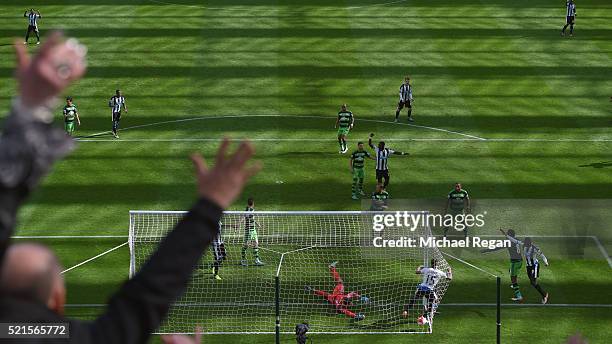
[306, 261, 366, 321]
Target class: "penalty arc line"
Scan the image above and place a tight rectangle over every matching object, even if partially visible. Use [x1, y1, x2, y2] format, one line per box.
[148, 0, 409, 11]
[78, 114, 486, 141]
[60, 241, 128, 275]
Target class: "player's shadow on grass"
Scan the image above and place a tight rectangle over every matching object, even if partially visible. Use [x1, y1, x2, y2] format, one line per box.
[578, 161, 612, 169]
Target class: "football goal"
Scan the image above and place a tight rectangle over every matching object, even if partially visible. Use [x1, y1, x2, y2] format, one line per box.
[128, 210, 451, 338]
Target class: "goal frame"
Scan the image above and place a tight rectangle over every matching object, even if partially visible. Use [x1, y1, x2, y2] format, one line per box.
[128, 210, 440, 337]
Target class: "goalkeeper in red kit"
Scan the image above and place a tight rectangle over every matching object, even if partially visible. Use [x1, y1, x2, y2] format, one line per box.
[306, 261, 367, 320]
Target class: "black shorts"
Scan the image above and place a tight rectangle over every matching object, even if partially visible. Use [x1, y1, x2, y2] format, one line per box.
[376, 169, 389, 181]
[566, 16, 575, 24]
[397, 100, 412, 109]
[213, 243, 227, 262]
[527, 263, 540, 280]
[26, 25, 39, 33]
[112, 112, 122, 121]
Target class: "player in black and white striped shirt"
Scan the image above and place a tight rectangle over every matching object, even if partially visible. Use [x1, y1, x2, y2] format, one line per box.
[523, 237, 549, 304]
[561, 0, 577, 37]
[23, 9, 42, 45]
[395, 76, 414, 123]
[368, 133, 408, 190]
[109, 89, 127, 138]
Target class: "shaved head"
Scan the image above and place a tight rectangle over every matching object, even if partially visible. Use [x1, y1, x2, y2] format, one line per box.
[0, 243, 65, 314]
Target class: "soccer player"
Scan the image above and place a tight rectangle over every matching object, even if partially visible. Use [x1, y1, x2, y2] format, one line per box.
[350, 142, 375, 200]
[305, 261, 366, 321]
[62, 96, 80, 136]
[523, 237, 550, 304]
[482, 229, 525, 303]
[211, 221, 227, 280]
[394, 76, 414, 122]
[240, 197, 264, 267]
[370, 183, 389, 211]
[402, 259, 452, 322]
[23, 9, 41, 45]
[335, 104, 354, 154]
[444, 183, 471, 237]
[368, 133, 409, 190]
[109, 89, 127, 138]
[561, 0, 577, 37]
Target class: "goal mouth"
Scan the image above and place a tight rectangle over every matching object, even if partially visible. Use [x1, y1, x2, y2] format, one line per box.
[129, 210, 449, 335]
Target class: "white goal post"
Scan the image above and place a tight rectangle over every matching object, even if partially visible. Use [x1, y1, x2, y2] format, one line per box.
[128, 210, 451, 335]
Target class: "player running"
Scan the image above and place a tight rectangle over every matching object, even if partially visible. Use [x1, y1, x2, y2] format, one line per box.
[62, 96, 81, 136]
[444, 183, 471, 237]
[561, 0, 577, 37]
[482, 229, 525, 303]
[402, 259, 452, 323]
[23, 9, 42, 45]
[306, 261, 367, 321]
[350, 142, 375, 200]
[240, 197, 265, 267]
[335, 104, 354, 154]
[211, 221, 227, 280]
[394, 76, 414, 122]
[109, 89, 127, 138]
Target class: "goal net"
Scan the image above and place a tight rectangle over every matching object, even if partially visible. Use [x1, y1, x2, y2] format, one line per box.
[128, 210, 451, 335]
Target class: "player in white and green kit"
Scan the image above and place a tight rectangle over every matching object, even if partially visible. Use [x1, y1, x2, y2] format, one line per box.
[350, 142, 375, 200]
[335, 104, 354, 154]
[62, 96, 80, 136]
[240, 198, 264, 266]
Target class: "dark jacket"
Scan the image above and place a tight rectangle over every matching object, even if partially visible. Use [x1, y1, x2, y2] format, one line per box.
[0, 103, 222, 343]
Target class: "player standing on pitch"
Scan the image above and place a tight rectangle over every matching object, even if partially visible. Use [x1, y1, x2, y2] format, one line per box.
[350, 142, 375, 200]
[402, 259, 452, 323]
[335, 104, 354, 154]
[240, 197, 265, 267]
[370, 183, 389, 210]
[62, 96, 80, 136]
[394, 76, 414, 122]
[482, 229, 525, 303]
[23, 9, 42, 45]
[561, 0, 577, 37]
[368, 133, 408, 190]
[109, 89, 127, 138]
[444, 183, 471, 237]
[305, 261, 367, 321]
[523, 237, 550, 304]
[211, 221, 227, 280]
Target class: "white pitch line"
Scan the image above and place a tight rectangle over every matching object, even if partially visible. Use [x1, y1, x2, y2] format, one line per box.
[77, 114, 486, 141]
[76, 137, 612, 143]
[11, 235, 127, 239]
[590, 235, 612, 269]
[60, 242, 128, 274]
[442, 251, 498, 278]
[63, 302, 612, 308]
[148, 0, 409, 11]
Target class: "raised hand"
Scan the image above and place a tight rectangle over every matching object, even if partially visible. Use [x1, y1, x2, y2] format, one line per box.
[14, 31, 87, 108]
[191, 139, 262, 209]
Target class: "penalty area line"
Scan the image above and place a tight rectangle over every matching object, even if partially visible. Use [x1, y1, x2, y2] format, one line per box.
[60, 242, 128, 275]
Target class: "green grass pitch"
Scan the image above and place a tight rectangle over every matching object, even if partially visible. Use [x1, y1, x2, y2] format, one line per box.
[1, 0, 611, 343]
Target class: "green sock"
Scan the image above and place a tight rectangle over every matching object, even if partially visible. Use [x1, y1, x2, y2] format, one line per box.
[241, 246, 247, 260]
[254, 247, 260, 260]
